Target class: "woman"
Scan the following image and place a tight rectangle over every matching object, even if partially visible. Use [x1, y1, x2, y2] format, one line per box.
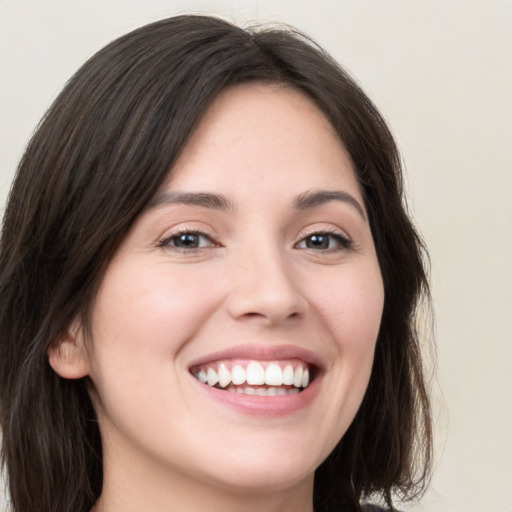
[0, 15, 432, 512]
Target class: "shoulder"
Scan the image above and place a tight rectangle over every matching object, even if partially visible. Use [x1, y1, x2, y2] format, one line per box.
[328, 502, 400, 512]
[361, 505, 397, 512]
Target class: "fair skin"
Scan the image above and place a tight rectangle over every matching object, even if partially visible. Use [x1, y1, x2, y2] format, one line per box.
[50, 83, 384, 512]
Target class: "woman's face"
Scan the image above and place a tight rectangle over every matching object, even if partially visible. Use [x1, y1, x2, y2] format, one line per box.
[74, 84, 384, 496]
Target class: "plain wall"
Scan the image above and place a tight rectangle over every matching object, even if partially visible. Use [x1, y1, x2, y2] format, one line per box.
[1, 1, 511, 511]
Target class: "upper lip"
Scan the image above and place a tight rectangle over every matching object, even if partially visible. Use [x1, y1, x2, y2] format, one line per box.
[187, 344, 324, 371]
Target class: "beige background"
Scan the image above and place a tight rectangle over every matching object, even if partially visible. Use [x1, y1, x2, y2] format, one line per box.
[1, 1, 511, 511]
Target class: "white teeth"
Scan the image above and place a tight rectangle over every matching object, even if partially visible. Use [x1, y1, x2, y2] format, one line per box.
[201, 382, 303, 396]
[206, 368, 219, 386]
[301, 368, 310, 388]
[218, 363, 231, 388]
[234, 386, 297, 396]
[193, 360, 313, 391]
[196, 369, 207, 384]
[282, 364, 294, 385]
[293, 366, 303, 388]
[246, 361, 265, 385]
[265, 363, 283, 386]
[231, 365, 246, 385]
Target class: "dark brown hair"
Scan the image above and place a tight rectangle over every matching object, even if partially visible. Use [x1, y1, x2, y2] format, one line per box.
[0, 15, 432, 512]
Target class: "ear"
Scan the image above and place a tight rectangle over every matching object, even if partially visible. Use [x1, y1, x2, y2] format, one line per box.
[48, 319, 90, 379]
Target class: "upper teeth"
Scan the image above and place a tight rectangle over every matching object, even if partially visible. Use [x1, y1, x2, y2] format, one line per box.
[193, 361, 310, 389]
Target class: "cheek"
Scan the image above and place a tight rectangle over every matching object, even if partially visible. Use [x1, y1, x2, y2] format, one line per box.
[90, 262, 224, 361]
[296, 262, 384, 455]
[84, 263, 227, 433]
[312, 263, 384, 355]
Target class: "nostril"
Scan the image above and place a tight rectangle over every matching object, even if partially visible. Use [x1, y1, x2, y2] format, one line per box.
[237, 310, 302, 325]
[226, 268, 308, 324]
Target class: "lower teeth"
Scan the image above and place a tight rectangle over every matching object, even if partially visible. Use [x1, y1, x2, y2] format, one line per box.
[226, 385, 300, 396]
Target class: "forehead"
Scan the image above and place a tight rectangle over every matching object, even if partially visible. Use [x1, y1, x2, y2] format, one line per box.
[165, 83, 362, 202]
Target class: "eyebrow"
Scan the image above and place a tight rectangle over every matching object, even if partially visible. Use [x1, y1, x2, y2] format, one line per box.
[148, 189, 366, 219]
[294, 190, 366, 219]
[148, 191, 233, 210]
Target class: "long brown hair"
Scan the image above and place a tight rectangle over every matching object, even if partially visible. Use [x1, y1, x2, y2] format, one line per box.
[0, 15, 432, 512]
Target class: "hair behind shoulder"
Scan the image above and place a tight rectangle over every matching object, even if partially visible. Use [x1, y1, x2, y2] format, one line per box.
[0, 14, 433, 512]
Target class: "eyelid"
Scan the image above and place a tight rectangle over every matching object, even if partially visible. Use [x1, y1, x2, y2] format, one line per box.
[295, 227, 353, 251]
[156, 227, 219, 251]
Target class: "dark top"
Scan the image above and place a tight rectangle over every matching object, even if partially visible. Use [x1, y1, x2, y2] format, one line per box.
[362, 505, 396, 512]
[326, 499, 395, 512]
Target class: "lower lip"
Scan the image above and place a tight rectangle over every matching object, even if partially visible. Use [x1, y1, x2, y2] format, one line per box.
[192, 376, 321, 417]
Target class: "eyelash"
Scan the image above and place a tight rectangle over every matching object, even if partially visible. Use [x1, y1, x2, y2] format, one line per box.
[295, 229, 353, 252]
[157, 228, 352, 253]
[157, 229, 218, 252]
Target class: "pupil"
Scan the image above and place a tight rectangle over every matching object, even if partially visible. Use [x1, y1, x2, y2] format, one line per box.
[308, 234, 328, 249]
[176, 234, 199, 248]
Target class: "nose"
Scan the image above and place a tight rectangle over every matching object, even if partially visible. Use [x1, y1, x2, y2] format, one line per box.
[226, 246, 308, 326]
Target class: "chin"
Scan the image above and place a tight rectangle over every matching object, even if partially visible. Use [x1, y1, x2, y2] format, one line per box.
[206, 458, 316, 494]
[190, 430, 330, 494]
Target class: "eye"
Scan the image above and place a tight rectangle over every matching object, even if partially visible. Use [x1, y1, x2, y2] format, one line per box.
[296, 231, 352, 251]
[158, 231, 216, 250]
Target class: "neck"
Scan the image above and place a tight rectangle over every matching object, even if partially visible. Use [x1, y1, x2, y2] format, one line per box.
[92, 438, 315, 512]
[93, 476, 314, 512]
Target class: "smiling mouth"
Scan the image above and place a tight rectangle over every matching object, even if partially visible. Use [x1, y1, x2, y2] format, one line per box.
[190, 360, 313, 396]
